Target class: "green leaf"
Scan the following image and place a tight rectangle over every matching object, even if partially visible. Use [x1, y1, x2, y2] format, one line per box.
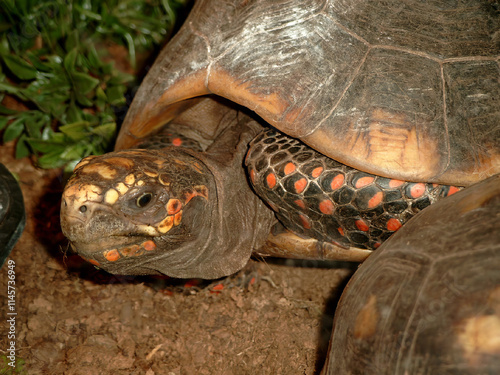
[27, 138, 66, 153]
[0, 81, 21, 95]
[106, 85, 126, 105]
[0, 35, 10, 55]
[25, 52, 52, 72]
[0, 104, 18, 115]
[123, 32, 136, 68]
[59, 121, 91, 141]
[3, 117, 25, 142]
[65, 99, 83, 123]
[108, 71, 134, 85]
[92, 122, 116, 139]
[70, 71, 99, 94]
[15, 134, 30, 159]
[65, 30, 80, 52]
[24, 112, 50, 137]
[36, 150, 68, 169]
[60, 143, 86, 160]
[2, 54, 38, 80]
[0, 116, 9, 130]
[64, 48, 78, 72]
[86, 45, 101, 69]
[74, 90, 93, 107]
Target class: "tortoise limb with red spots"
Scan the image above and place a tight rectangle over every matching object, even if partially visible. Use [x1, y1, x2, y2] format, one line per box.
[60, 0, 500, 373]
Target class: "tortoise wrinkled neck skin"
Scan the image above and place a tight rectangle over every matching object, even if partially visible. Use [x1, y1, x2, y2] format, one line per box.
[61, 148, 213, 275]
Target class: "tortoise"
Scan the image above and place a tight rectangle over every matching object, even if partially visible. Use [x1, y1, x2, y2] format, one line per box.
[323, 174, 500, 374]
[0, 163, 25, 267]
[60, 0, 500, 372]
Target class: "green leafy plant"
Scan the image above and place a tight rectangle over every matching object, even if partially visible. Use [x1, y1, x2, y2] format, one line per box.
[0, 0, 187, 170]
[0, 355, 27, 375]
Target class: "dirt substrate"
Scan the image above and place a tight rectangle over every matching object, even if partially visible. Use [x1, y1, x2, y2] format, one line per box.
[0, 143, 355, 374]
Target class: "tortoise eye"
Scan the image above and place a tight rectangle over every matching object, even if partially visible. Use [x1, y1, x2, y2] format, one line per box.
[136, 193, 153, 208]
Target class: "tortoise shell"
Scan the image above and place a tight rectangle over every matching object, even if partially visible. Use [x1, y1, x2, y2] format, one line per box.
[324, 174, 500, 374]
[116, 0, 499, 186]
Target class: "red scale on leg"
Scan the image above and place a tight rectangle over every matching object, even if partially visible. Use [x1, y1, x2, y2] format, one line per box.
[284, 162, 296, 175]
[266, 172, 277, 189]
[319, 199, 334, 215]
[409, 183, 426, 198]
[387, 218, 402, 231]
[246, 128, 464, 251]
[355, 176, 375, 188]
[331, 174, 344, 190]
[389, 179, 404, 188]
[311, 167, 323, 178]
[294, 199, 306, 209]
[368, 191, 383, 208]
[249, 169, 256, 184]
[294, 178, 307, 194]
[447, 186, 461, 196]
[299, 214, 311, 229]
[355, 219, 369, 232]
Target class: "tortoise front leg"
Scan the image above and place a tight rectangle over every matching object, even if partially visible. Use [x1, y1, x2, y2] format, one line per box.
[255, 224, 371, 262]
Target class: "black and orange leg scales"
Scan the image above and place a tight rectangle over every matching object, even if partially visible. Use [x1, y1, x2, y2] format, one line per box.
[246, 129, 461, 258]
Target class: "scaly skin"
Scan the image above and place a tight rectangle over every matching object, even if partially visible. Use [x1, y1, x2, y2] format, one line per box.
[246, 129, 462, 250]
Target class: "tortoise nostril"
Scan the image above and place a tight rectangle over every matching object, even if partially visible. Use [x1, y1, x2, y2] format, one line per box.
[79, 205, 87, 213]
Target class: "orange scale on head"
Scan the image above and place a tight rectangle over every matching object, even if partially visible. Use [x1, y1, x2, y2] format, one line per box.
[172, 138, 182, 146]
[121, 244, 143, 257]
[174, 211, 182, 226]
[166, 199, 182, 215]
[338, 227, 345, 236]
[142, 240, 156, 251]
[86, 258, 100, 267]
[158, 216, 174, 233]
[104, 249, 120, 262]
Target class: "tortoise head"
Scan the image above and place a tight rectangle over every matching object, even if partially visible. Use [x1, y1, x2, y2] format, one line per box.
[61, 148, 215, 276]
[61, 138, 275, 278]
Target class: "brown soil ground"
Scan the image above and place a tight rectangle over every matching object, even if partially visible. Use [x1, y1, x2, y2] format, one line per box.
[0, 142, 355, 374]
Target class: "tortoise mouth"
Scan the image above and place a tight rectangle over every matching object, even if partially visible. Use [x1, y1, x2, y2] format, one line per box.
[71, 236, 158, 267]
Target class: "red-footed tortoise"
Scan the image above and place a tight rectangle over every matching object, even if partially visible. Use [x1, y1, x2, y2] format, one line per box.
[60, 0, 500, 372]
